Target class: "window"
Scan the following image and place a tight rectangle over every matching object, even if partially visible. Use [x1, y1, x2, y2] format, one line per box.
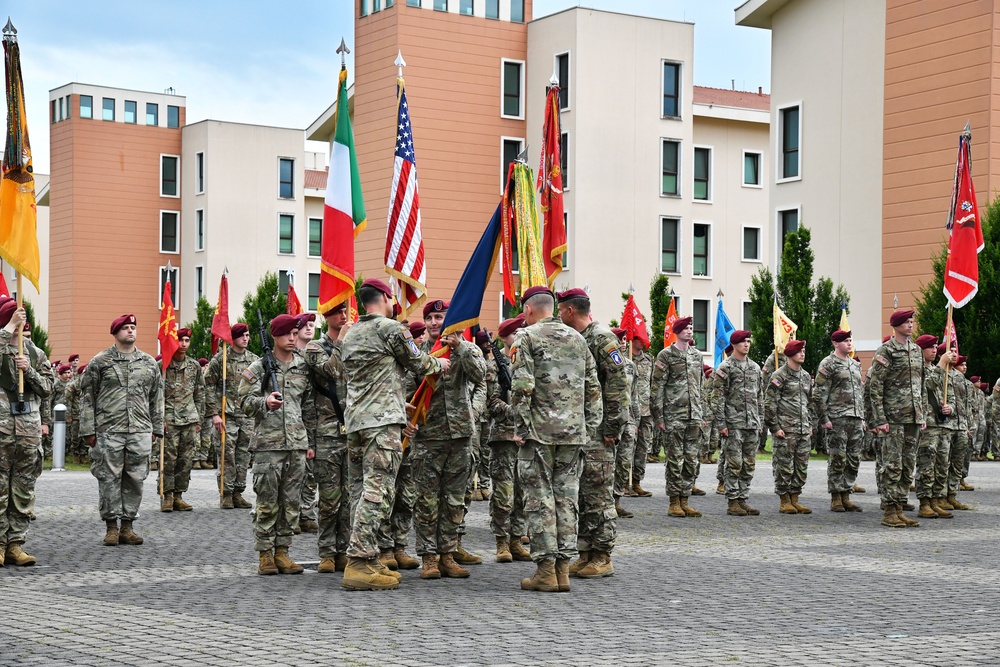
[662, 62, 681, 118]
[501, 60, 524, 118]
[80, 95, 93, 119]
[160, 211, 180, 253]
[778, 208, 799, 257]
[59, 97, 65, 121]
[661, 140, 680, 196]
[374, 0, 381, 11]
[279, 158, 295, 198]
[50, 99, 56, 123]
[693, 223, 710, 276]
[742, 226, 761, 262]
[744, 151, 761, 186]
[511, 0, 524, 22]
[693, 147, 711, 201]
[743, 302, 752, 330]
[159, 267, 179, 310]
[195, 210, 205, 251]
[560, 132, 569, 189]
[780, 104, 800, 180]
[660, 217, 680, 274]
[360, 0, 369, 15]
[485, 0, 498, 18]
[146, 103, 159, 126]
[433, 0, 447, 10]
[308, 273, 320, 311]
[500, 294, 519, 321]
[692, 299, 709, 351]
[167, 105, 180, 128]
[386, 0, 394, 6]
[195, 266, 204, 302]
[406, 0, 420, 6]
[124, 100, 136, 123]
[501, 137, 523, 191]
[460, 0, 473, 14]
[102, 97, 115, 121]
[556, 52, 570, 110]
[195, 152, 205, 193]
[279, 214, 294, 254]
[309, 218, 322, 257]
[278, 270, 291, 295]
[66, 95, 71, 118]
[160, 155, 179, 197]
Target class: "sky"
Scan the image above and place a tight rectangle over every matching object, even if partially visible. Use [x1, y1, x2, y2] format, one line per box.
[12, 0, 770, 174]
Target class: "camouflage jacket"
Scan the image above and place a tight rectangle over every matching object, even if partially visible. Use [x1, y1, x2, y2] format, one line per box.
[869, 338, 925, 426]
[164, 355, 206, 427]
[812, 353, 864, 422]
[64, 376, 80, 425]
[414, 338, 485, 441]
[487, 347, 516, 443]
[764, 364, 813, 435]
[581, 322, 630, 438]
[760, 351, 786, 391]
[651, 343, 704, 424]
[471, 367, 488, 424]
[238, 350, 313, 451]
[0, 330, 53, 437]
[863, 364, 874, 424]
[302, 333, 348, 446]
[634, 350, 653, 417]
[709, 356, 764, 430]
[342, 313, 446, 433]
[510, 316, 602, 445]
[204, 347, 259, 419]
[924, 365, 957, 430]
[51, 377, 69, 412]
[624, 352, 638, 422]
[951, 370, 971, 431]
[79, 345, 163, 437]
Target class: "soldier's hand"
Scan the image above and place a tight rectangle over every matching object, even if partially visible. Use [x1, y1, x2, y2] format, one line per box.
[337, 319, 354, 340]
[194, 423, 201, 433]
[875, 423, 890, 434]
[774, 429, 786, 439]
[445, 333, 461, 350]
[212, 415, 226, 433]
[41, 424, 49, 436]
[438, 357, 452, 373]
[8, 307, 25, 330]
[13, 355, 29, 371]
[266, 392, 284, 410]
[405, 402, 417, 418]
[306, 448, 316, 460]
[603, 436, 616, 447]
[512, 434, 525, 446]
[719, 427, 729, 437]
[657, 423, 666, 431]
[403, 422, 418, 439]
[85, 435, 96, 447]
[942, 404, 953, 415]
[920, 422, 927, 431]
[822, 421, 833, 430]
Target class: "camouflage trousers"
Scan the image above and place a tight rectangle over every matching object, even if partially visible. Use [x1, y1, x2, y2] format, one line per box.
[964, 426, 976, 477]
[771, 433, 811, 495]
[631, 415, 654, 484]
[251, 449, 306, 551]
[878, 424, 919, 505]
[701, 422, 719, 458]
[159, 423, 198, 494]
[722, 428, 758, 500]
[412, 437, 472, 556]
[0, 433, 41, 547]
[379, 444, 416, 550]
[861, 429, 877, 460]
[194, 416, 215, 463]
[577, 441, 617, 553]
[218, 416, 253, 494]
[314, 438, 350, 559]
[716, 442, 726, 482]
[488, 440, 526, 539]
[826, 417, 863, 494]
[346, 425, 402, 560]
[518, 442, 583, 562]
[89, 432, 151, 522]
[299, 457, 317, 522]
[948, 430, 970, 496]
[462, 427, 485, 534]
[872, 431, 887, 495]
[614, 418, 637, 497]
[476, 420, 492, 490]
[811, 425, 828, 455]
[915, 426, 952, 499]
[663, 420, 701, 497]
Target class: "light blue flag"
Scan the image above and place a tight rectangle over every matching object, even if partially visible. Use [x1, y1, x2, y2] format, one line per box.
[714, 299, 737, 368]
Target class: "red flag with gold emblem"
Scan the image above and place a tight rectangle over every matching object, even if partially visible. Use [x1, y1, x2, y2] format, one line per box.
[158, 279, 179, 372]
[663, 298, 679, 348]
[287, 283, 303, 316]
[210, 272, 232, 355]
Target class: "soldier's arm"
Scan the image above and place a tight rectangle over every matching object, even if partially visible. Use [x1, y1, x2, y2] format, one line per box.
[509, 334, 534, 438]
[453, 340, 487, 384]
[471, 375, 487, 422]
[598, 343, 629, 438]
[78, 364, 97, 437]
[204, 356, 222, 417]
[25, 347, 54, 398]
[649, 352, 667, 425]
[709, 369, 726, 429]
[868, 354, 890, 427]
[812, 362, 831, 424]
[764, 377, 779, 433]
[389, 327, 446, 378]
[583, 348, 604, 441]
[238, 363, 267, 418]
[149, 362, 164, 438]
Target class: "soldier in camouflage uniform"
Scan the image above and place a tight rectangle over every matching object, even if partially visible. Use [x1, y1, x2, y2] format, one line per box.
[160, 328, 206, 512]
[193, 357, 214, 469]
[0, 303, 53, 566]
[81, 314, 163, 547]
[341, 279, 449, 591]
[760, 350, 786, 453]
[968, 375, 984, 461]
[65, 366, 85, 464]
[471, 329, 494, 501]
[764, 339, 814, 514]
[511, 286, 602, 593]
[868, 309, 926, 528]
[611, 328, 637, 519]
[47, 363, 72, 458]
[813, 330, 865, 513]
[651, 316, 705, 519]
[916, 339, 955, 519]
[558, 288, 628, 579]
[205, 323, 258, 510]
[946, 355, 973, 509]
[295, 313, 319, 534]
[630, 339, 654, 497]
[238, 314, 312, 576]
[457, 353, 488, 555]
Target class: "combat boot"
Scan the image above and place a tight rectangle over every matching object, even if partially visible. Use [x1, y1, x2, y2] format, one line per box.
[789, 493, 811, 514]
[894, 506, 920, 527]
[917, 497, 937, 519]
[936, 496, 955, 510]
[172, 493, 193, 512]
[496, 537, 513, 563]
[577, 551, 615, 578]
[520, 558, 558, 592]
[103, 520, 119, 546]
[342, 557, 399, 590]
[421, 554, 441, 579]
[841, 493, 862, 512]
[439, 553, 470, 578]
[118, 521, 144, 545]
[220, 494, 235, 510]
[727, 499, 747, 516]
[232, 492, 253, 509]
[373, 559, 403, 581]
[258, 550, 278, 575]
[738, 499, 760, 516]
[679, 496, 702, 517]
[379, 549, 399, 571]
[960, 480, 975, 491]
[716, 481, 725, 495]
[5, 543, 36, 566]
[853, 484, 866, 493]
[299, 518, 319, 534]
[930, 498, 953, 518]
[947, 494, 971, 510]
[779, 494, 798, 514]
[318, 557, 337, 573]
[615, 499, 634, 519]
[690, 486, 706, 496]
[555, 558, 570, 592]
[568, 551, 591, 576]
[881, 506, 906, 528]
[830, 493, 845, 512]
[454, 545, 482, 565]
[150, 460, 159, 471]
[668, 496, 686, 518]
[273, 546, 304, 574]
[509, 538, 532, 562]
[479, 488, 492, 501]
[393, 548, 420, 570]
[160, 492, 174, 513]
[631, 483, 652, 497]
[901, 500, 915, 511]
[335, 554, 349, 572]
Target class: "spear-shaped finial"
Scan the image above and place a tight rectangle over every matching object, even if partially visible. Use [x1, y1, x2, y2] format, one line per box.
[583, 283, 590, 294]
[395, 50, 406, 78]
[165, 260, 174, 273]
[337, 38, 350, 69]
[963, 120, 972, 139]
[3, 18, 16, 43]
[893, 294, 898, 309]
[669, 287, 675, 297]
[628, 282, 635, 295]
[716, 289, 725, 299]
[223, 265, 229, 277]
[550, 62, 559, 88]
[515, 144, 529, 164]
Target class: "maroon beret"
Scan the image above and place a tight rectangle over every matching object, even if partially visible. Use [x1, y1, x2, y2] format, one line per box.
[295, 313, 316, 329]
[231, 323, 249, 339]
[556, 287, 589, 301]
[956, 355, 968, 366]
[729, 329, 751, 345]
[981, 382, 990, 392]
[58, 364, 71, 374]
[725, 345, 734, 356]
[361, 278, 393, 299]
[831, 329, 851, 343]
[423, 299, 449, 319]
[520, 286, 553, 304]
[889, 308, 915, 327]
[915, 334, 938, 350]
[198, 358, 209, 367]
[783, 339, 805, 357]
[703, 364, 713, 378]
[78, 364, 87, 375]
[611, 327, 627, 341]
[882, 335, 892, 343]
[474, 329, 490, 346]
[68, 354, 80, 362]
[408, 321, 426, 338]
[671, 316, 693, 334]
[270, 314, 299, 337]
[110, 314, 136, 335]
[971, 376, 981, 383]
[498, 314, 525, 338]
[177, 327, 192, 339]
[155, 354, 162, 362]
[321, 301, 348, 317]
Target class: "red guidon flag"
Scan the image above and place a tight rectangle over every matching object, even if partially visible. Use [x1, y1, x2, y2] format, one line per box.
[943, 131, 984, 308]
[158, 278, 180, 372]
[210, 272, 232, 355]
[537, 85, 566, 288]
[621, 295, 649, 348]
[663, 298, 679, 348]
[287, 282, 303, 316]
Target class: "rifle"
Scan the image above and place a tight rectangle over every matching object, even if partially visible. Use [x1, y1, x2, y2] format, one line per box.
[256, 309, 282, 401]
[472, 325, 512, 402]
[315, 337, 347, 435]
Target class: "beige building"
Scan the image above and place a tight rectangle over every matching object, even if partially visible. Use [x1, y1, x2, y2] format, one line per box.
[1, 174, 50, 330]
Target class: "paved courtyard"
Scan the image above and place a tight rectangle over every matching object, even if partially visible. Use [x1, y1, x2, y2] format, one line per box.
[1, 458, 999, 666]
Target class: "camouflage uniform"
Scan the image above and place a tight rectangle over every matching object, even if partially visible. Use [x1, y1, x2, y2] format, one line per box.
[161, 355, 206, 495]
[947, 370, 971, 496]
[984, 392, 994, 458]
[65, 376, 84, 462]
[863, 364, 886, 493]
[238, 351, 313, 552]
[917, 364, 954, 500]
[760, 351, 786, 450]
[510, 316, 602, 562]
[342, 313, 445, 559]
[813, 353, 865, 494]
[765, 364, 813, 496]
[651, 343, 704, 497]
[461, 369, 488, 523]
[380, 368, 418, 554]
[205, 347, 259, 496]
[710, 357, 763, 500]
[46, 376, 69, 458]
[614, 347, 638, 498]
[486, 351, 526, 541]
[80, 346, 163, 522]
[631, 350, 653, 487]
[299, 391, 318, 524]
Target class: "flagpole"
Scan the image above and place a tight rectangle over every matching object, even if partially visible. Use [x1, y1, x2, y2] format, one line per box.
[15, 273, 23, 401]
[943, 303, 954, 405]
[219, 341, 227, 497]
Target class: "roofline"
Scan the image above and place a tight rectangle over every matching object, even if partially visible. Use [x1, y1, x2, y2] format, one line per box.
[183, 118, 304, 133]
[531, 5, 693, 27]
[693, 102, 769, 124]
[735, 0, 791, 30]
[306, 83, 354, 143]
[48, 82, 186, 99]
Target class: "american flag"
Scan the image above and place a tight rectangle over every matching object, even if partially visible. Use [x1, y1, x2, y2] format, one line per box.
[384, 79, 427, 319]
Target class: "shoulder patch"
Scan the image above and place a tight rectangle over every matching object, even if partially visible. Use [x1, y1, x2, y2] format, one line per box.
[655, 360, 666, 370]
[818, 366, 830, 377]
[510, 345, 518, 364]
[305, 341, 323, 351]
[407, 339, 420, 355]
[241, 368, 257, 382]
[715, 368, 727, 379]
[403, 329, 414, 339]
[608, 348, 624, 366]
[875, 355, 889, 367]
[771, 377, 782, 387]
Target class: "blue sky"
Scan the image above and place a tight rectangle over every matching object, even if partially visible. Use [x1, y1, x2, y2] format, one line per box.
[14, 0, 769, 173]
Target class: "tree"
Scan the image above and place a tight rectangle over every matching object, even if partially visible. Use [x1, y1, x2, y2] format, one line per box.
[747, 267, 775, 364]
[241, 272, 287, 357]
[184, 297, 215, 361]
[648, 274, 671, 355]
[23, 299, 51, 358]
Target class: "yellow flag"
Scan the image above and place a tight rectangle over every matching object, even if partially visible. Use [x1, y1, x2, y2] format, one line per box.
[773, 302, 798, 352]
[839, 306, 855, 357]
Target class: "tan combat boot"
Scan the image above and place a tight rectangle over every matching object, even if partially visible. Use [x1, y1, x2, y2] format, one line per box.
[232, 492, 253, 509]
[258, 550, 278, 575]
[727, 499, 748, 516]
[5, 543, 36, 566]
[341, 557, 400, 590]
[936, 496, 954, 510]
[496, 537, 513, 563]
[103, 520, 119, 546]
[917, 497, 937, 519]
[947, 494, 971, 510]
[318, 557, 337, 574]
[679, 496, 702, 517]
[852, 484, 866, 493]
[220, 494, 235, 510]
[830, 493, 845, 513]
[378, 549, 399, 571]
[335, 554, 349, 572]
[577, 551, 615, 578]
[0, 546, 4, 566]
[738, 499, 760, 516]
[454, 545, 482, 565]
[779, 494, 798, 514]
[273, 546, 304, 574]
[631, 483, 652, 497]
[172, 493, 193, 512]
[299, 518, 319, 534]
[421, 554, 441, 579]
[439, 553, 470, 578]
[668, 496, 686, 517]
[716, 481, 725, 495]
[393, 548, 420, 570]
[509, 538, 532, 562]
[160, 492, 174, 513]
[894, 506, 920, 527]
[520, 558, 558, 592]
[929, 498, 953, 519]
[568, 551, 591, 576]
[690, 486, 706, 496]
[555, 558, 570, 592]
[789, 493, 812, 514]
[373, 559, 403, 581]
[841, 492, 862, 512]
[881, 505, 906, 528]
[615, 498, 634, 519]
[960, 479, 975, 491]
[118, 521, 144, 545]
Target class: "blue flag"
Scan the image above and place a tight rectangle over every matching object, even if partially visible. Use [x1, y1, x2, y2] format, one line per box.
[441, 203, 503, 337]
[714, 300, 736, 368]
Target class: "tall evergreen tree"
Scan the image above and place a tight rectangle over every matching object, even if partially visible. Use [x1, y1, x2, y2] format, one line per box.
[23, 299, 51, 358]
[747, 267, 775, 364]
[649, 274, 672, 355]
[241, 272, 287, 357]
[184, 297, 215, 361]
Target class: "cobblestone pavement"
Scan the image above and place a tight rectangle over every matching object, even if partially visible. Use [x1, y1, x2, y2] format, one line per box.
[2, 458, 1000, 666]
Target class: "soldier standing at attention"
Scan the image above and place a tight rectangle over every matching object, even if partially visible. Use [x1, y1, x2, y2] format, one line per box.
[915, 339, 953, 522]
[238, 314, 312, 576]
[160, 327, 206, 513]
[295, 313, 319, 534]
[80, 315, 163, 547]
[340, 279, 449, 591]
[651, 316, 705, 519]
[193, 357, 215, 469]
[946, 354, 973, 511]
[511, 286, 602, 593]
[765, 339, 814, 515]
[610, 328, 637, 520]
[813, 330, 865, 513]
[630, 336, 654, 498]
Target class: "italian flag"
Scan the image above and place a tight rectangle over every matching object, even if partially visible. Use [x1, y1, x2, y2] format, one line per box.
[320, 67, 367, 314]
